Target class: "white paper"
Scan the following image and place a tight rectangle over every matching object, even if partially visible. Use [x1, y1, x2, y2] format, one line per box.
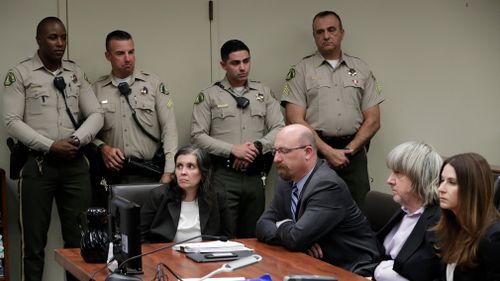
[183, 277, 245, 281]
[172, 240, 252, 253]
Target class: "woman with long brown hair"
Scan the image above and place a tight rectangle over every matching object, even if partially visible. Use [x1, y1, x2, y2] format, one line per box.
[434, 152, 500, 280]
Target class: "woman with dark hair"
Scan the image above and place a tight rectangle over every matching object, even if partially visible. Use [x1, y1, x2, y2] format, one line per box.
[374, 141, 442, 281]
[434, 152, 500, 281]
[140, 144, 228, 242]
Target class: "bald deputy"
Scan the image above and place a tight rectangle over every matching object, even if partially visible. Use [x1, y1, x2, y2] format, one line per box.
[281, 11, 384, 208]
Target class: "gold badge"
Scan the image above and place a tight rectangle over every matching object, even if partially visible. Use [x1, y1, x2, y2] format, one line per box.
[141, 86, 148, 95]
[256, 93, 264, 102]
[72, 74, 78, 83]
[194, 92, 205, 104]
[3, 71, 16, 87]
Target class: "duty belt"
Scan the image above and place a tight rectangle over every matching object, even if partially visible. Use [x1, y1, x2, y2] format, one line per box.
[210, 154, 273, 176]
[316, 131, 355, 149]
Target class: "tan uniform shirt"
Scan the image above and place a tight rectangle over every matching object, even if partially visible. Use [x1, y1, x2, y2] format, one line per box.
[3, 52, 103, 152]
[92, 70, 178, 173]
[191, 77, 284, 157]
[282, 52, 384, 137]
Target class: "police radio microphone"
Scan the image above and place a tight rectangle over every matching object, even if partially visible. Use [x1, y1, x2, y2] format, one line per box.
[53, 76, 67, 92]
[118, 82, 131, 96]
[105, 234, 228, 281]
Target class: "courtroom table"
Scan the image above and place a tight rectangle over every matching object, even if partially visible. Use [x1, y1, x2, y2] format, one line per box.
[55, 239, 367, 281]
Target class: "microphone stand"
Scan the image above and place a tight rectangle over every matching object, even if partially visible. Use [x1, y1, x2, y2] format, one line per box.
[105, 235, 227, 281]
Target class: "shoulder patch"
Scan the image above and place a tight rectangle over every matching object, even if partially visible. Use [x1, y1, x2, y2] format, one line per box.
[194, 92, 205, 104]
[4, 71, 16, 87]
[285, 67, 296, 81]
[159, 83, 169, 95]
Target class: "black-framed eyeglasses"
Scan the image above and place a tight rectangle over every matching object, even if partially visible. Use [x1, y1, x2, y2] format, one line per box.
[271, 145, 309, 156]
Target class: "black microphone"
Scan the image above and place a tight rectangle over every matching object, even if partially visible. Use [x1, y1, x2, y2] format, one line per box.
[54, 76, 66, 93]
[105, 234, 228, 281]
[118, 82, 131, 96]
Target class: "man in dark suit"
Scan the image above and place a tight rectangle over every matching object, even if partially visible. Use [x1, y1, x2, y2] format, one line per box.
[256, 124, 380, 275]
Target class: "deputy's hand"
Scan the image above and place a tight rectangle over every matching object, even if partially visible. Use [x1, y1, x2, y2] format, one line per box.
[231, 142, 258, 163]
[49, 139, 79, 159]
[100, 144, 125, 171]
[306, 243, 323, 259]
[232, 158, 251, 171]
[160, 172, 173, 183]
[324, 147, 350, 169]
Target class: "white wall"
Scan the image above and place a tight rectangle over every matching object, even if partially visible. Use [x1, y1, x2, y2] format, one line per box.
[1, 1, 500, 280]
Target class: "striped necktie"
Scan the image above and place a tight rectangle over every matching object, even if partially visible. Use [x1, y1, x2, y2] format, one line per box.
[290, 185, 299, 222]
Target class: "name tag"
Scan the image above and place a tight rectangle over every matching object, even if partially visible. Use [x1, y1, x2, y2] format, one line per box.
[100, 100, 108, 104]
[217, 104, 228, 108]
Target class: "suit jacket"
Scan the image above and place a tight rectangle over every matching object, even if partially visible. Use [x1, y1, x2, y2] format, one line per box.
[443, 219, 500, 281]
[376, 204, 441, 281]
[140, 184, 227, 243]
[256, 160, 380, 275]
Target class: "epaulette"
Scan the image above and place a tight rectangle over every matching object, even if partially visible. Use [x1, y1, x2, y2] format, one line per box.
[64, 59, 76, 64]
[140, 70, 151, 76]
[302, 53, 314, 60]
[95, 74, 110, 82]
[19, 57, 31, 63]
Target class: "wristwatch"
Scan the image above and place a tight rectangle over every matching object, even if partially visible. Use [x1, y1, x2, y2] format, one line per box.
[70, 135, 81, 147]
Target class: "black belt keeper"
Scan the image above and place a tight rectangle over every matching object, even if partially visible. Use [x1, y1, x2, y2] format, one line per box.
[316, 131, 355, 149]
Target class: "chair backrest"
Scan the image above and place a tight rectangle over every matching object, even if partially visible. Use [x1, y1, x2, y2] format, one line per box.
[108, 183, 164, 209]
[363, 190, 400, 233]
[494, 176, 500, 211]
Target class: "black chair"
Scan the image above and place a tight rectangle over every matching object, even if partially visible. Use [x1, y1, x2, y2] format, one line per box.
[363, 190, 400, 233]
[108, 183, 164, 208]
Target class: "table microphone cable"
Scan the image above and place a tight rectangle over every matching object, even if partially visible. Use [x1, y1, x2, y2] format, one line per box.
[88, 256, 117, 281]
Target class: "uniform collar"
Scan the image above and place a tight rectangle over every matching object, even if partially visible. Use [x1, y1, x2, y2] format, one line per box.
[31, 52, 67, 73]
[313, 51, 354, 69]
[102, 70, 147, 87]
[220, 76, 258, 91]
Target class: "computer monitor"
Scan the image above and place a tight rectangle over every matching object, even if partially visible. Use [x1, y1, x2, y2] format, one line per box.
[109, 195, 142, 275]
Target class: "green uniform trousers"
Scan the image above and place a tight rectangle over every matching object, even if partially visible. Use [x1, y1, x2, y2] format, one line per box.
[334, 148, 370, 209]
[20, 154, 91, 281]
[213, 167, 265, 238]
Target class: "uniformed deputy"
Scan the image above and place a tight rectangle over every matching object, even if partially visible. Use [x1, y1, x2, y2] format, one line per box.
[2, 17, 103, 281]
[281, 11, 384, 208]
[93, 30, 178, 193]
[191, 39, 284, 238]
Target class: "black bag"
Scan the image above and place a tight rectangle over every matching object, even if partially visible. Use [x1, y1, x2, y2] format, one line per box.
[7, 137, 29, 180]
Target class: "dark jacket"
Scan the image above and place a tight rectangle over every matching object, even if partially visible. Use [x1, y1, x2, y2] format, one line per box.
[376, 204, 441, 281]
[256, 160, 381, 275]
[442, 219, 500, 281]
[140, 184, 227, 243]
